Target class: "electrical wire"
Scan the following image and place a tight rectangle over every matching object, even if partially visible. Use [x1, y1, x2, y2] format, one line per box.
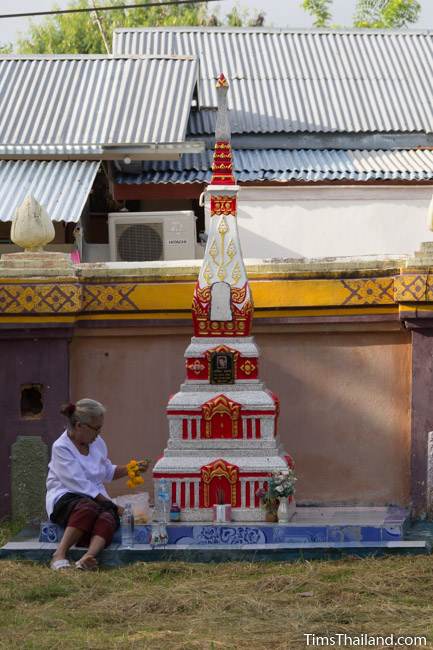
[0, 0, 220, 20]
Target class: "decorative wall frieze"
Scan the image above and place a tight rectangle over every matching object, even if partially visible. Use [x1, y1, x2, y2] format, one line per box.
[2, 271, 433, 321]
[340, 278, 394, 306]
[0, 281, 81, 314]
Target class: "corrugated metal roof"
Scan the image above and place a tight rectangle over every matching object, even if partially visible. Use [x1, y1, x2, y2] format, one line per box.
[0, 55, 198, 149]
[113, 28, 433, 134]
[114, 148, 433, 183]
[0, 145, 104, 157]
[0, 160, 100, 222]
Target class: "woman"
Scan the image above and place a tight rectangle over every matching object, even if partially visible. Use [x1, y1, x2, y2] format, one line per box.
[46, 398, 149, 570]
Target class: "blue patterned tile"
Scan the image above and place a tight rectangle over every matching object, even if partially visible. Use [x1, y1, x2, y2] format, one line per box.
[167, 526, 194, 544]
[360, 527, 381, 542]
[134, 526, 152, 544]
[176, 525, 267, 545]
[382, 525, 403, 541]
[38, 518, 405, 548]
[39, 522, 60, 543]
[327, 526, 362, 543]
[273, 526, 327, 543]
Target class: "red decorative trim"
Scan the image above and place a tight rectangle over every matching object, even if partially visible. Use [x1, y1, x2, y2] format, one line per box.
[245, 482, 250, 508]
[169, 408, 275, 417]
[267, 390, 280, 436]
[168, 410, 201, 416]
[182, 419, 188, 439]
[154, 471, 272, 479]
[255, 419, 261, 438]
[210, 195, 236, 217]
[154, 472, 199, 478]
[186, 357, 208, 380]
[254, 480, 260, 507]
[238, 358, 259, 380]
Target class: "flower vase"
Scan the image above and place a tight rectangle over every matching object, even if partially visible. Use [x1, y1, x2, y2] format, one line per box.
[277, 496, 296, 523]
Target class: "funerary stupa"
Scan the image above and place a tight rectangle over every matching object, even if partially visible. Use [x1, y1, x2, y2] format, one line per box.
[153, 74, 292, 521]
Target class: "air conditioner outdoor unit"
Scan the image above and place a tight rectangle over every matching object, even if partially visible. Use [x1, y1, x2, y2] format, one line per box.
[108, 211, 196, 262]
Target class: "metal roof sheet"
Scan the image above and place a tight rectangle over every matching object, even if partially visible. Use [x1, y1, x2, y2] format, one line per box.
[114, 148, 433, 183]
[0, 55, 198, 148]
[113, 28, 433, 134]
[0, 160, 100, 222]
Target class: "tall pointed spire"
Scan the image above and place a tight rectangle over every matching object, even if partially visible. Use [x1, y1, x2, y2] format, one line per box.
[192, 73, 253, 337]
[210, 73, 235, 186]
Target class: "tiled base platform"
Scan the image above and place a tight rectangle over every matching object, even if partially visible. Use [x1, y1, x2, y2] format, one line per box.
[1, 507, 429, 565]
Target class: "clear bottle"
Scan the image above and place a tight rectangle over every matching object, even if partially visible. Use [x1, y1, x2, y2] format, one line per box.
[157, 478, 170, 523]
[121, 502, 135, 548]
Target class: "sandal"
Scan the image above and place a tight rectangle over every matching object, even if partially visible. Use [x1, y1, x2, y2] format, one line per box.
[50, 558, 71, 571]
[75, 558, 97, 571]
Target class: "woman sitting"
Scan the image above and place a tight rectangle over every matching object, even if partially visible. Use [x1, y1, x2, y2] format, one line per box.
[46, 398, 148, 570]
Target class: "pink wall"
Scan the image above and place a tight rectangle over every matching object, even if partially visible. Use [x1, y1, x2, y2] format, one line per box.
[70, 327, 411, 506]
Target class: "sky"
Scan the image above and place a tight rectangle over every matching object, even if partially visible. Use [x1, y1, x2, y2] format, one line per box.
[0, 0, 431, 48]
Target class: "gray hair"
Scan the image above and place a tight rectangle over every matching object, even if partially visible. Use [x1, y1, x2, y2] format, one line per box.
[61, 398, 106, 428]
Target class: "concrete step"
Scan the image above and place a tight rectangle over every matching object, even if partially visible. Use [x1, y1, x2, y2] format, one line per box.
[0, 539, 429, 565]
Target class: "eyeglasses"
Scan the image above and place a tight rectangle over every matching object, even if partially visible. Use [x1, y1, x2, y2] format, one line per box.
[81, 421, 102, 434]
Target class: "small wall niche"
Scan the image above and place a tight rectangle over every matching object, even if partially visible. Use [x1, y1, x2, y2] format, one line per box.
[20, 384, 44, 418]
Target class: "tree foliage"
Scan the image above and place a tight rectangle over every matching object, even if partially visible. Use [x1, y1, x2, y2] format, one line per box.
[301, 0, 421, 29]
[353, 0, 421, 28]
[16, 0, 263, 54]
[301, 0, 332, 28]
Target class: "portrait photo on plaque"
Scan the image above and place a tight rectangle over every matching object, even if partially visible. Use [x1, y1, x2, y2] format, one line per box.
[210, 351, 235, 384]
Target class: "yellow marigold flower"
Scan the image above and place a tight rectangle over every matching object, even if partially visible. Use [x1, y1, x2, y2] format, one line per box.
[127, 480, 134, 489]
[136, 476, 144, 485]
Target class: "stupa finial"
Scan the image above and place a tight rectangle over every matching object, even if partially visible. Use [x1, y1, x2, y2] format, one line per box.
[211, 73, 235, 186]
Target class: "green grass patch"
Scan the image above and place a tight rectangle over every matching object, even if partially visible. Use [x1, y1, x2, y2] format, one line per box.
[0, 556, 432, 649]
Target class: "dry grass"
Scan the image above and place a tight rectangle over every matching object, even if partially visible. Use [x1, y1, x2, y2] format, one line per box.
[1, 524, 433, 649]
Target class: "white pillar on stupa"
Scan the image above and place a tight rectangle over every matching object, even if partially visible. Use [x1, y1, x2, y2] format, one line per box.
[153, 74, 292, 521]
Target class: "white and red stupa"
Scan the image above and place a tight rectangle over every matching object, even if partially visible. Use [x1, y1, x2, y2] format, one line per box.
[153, 74, 292, 521]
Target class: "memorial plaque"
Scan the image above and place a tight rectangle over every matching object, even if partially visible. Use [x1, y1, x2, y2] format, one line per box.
[210, 351, 235, 384]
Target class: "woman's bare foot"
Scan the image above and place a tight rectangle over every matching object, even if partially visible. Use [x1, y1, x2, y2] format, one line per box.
[76, 553, 98, 570]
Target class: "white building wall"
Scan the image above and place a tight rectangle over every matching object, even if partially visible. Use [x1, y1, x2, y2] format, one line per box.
[206, 186, 433, 259]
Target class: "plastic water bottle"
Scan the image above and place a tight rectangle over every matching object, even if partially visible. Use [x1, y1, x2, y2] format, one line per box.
[121, 503, 135, 548]
[157, 478, 170, 523]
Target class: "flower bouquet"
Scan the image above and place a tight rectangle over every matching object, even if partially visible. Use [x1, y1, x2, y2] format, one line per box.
[256, 467, 297, 522]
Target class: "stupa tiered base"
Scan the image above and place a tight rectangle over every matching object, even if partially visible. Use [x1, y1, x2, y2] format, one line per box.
[153, 337, 290, 522]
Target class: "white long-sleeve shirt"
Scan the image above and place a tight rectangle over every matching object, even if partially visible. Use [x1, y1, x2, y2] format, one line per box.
[46, 430, 117, 517]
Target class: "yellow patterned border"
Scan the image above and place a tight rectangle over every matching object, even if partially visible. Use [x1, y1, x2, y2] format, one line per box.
[394, 274, 428, 302]
[2, 273, 433, 318]
[0, 282, 81, 314]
